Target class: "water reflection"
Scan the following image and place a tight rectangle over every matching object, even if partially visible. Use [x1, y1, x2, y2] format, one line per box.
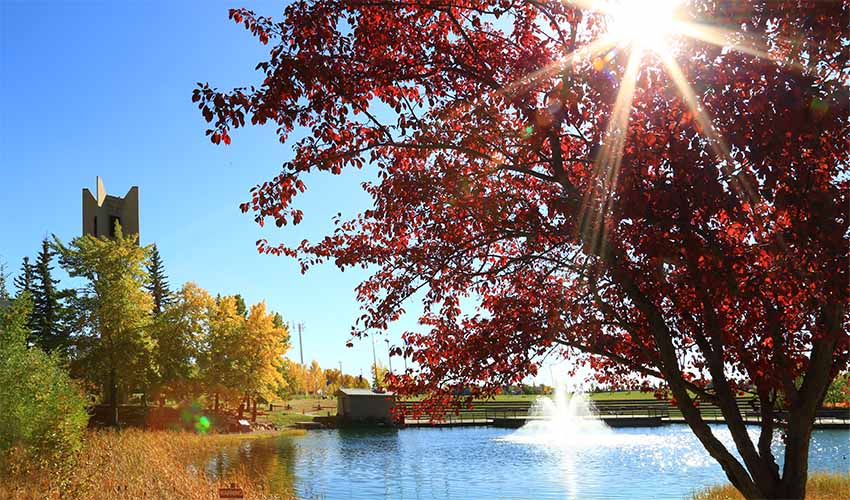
[203, 436, 298, 498]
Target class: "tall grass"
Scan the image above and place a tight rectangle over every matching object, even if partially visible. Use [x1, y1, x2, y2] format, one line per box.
[1, 428, 304, 499]
[690, 472, 850, 500]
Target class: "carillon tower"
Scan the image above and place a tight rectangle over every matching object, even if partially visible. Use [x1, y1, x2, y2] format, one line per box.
[82, 176, 139, 238]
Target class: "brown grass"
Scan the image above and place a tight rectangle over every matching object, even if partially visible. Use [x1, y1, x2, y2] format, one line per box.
[1, 428, 305, 500]
[690, 472, 850, 500]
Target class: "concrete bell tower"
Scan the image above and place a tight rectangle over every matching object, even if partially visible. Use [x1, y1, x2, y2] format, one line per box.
[82, 176, 139, 238]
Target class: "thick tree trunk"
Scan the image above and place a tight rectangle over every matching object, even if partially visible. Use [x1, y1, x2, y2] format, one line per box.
[251, 398, 258, 422]
[773, 306, 843, 499]
[214, 393, 219, 412]
[776, 414, 811, 499]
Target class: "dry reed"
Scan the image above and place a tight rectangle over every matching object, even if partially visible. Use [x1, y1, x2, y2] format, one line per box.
[1, 428, 305, 499]
[690, 472, 850, 500]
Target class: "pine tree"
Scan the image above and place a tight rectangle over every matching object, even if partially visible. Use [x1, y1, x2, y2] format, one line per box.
[145, 244, 172, 315]
[233, 294, 248, 318]
[13, 256, 34, 297]
[0, 260, 10, 302]
[31, 239, 63, 351]
[272, 312, 290, 346]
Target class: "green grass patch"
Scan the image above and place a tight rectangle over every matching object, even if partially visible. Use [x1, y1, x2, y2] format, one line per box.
[488, 391, 652, 401]
[403, 391, 656, 403]
[588, 391, 653, 400]
[270, 412, 318, 427]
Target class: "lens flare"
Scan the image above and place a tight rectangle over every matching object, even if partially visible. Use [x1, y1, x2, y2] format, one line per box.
[606, 0, 682, 51]
[196, 415, 211, 434]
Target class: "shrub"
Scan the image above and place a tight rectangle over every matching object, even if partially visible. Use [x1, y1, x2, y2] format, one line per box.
[0, 294, 89, 476]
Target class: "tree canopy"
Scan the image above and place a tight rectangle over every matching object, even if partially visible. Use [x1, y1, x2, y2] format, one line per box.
[196, 1, 848, 497]
[55, 225, 154, 424]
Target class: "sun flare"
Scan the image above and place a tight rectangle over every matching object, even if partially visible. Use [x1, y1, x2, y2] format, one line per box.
[605, 0, 682, 51]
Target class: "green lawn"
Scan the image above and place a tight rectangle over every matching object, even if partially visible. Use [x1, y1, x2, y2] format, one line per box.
[266, 397, 337, 428]
[396, 391, 656, 404]
[269, 412, 320, 427]
[588, 391, 653, 400]
[488, 391, 651, 401]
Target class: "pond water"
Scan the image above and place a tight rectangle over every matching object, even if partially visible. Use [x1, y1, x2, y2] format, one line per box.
[204, 424, 849, 499]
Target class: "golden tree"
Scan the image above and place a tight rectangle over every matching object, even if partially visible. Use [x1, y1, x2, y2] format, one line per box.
[199, 295, 245, 411]
[149, 282, 214, 404]
[241, 301, 290, 420]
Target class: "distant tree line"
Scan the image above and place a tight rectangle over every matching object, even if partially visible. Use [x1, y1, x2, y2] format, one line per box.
[277, 358, 370, 398]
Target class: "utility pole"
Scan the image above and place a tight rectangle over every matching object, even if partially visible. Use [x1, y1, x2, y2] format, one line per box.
[385, 338, 392, 373]
[289, 321, 305, 397]
[297, 322, 305, 366]
[549, 365, 555, 395]
[402, 339, 408, 372]
[371, 336, 378, 388]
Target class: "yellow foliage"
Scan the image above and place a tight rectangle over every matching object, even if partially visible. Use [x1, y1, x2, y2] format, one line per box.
[243, 301, 290, 400]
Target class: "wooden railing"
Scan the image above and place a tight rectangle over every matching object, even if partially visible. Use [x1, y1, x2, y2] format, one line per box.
[396, 397, 849, 425]
[396, 397, 763, 422]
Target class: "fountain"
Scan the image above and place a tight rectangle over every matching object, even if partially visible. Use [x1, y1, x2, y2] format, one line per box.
[503, 383, 614, 446]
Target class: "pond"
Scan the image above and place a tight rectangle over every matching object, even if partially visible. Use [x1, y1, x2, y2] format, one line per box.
[203, 424, 849, 499]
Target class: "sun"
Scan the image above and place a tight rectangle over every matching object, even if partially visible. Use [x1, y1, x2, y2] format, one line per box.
[605, 0, 682, 51]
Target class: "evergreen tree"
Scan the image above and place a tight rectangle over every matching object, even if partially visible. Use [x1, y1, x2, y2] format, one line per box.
[272, 312, 290, 346]
[13, 256, 34, 297]
[0, 261, 9, 302]
[233, 294, 248, 318]
[31, 239, 64, 351]
[145, 244, 172, 315]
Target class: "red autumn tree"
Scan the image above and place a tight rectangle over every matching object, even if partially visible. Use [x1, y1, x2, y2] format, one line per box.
[195, 1, 848, 497]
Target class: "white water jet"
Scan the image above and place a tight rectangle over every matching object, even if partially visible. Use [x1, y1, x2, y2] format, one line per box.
[504, 383, 614, 447]
[500, 382, 672, 451]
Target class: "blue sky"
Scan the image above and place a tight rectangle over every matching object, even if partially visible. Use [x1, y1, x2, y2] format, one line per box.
[0, 0, 558, 385]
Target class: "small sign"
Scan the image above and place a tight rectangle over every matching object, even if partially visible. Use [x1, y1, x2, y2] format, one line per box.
[219, 483, 244, 499]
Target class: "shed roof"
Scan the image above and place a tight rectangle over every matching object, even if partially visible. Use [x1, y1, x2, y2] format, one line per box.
[337, 388, 396, 397]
